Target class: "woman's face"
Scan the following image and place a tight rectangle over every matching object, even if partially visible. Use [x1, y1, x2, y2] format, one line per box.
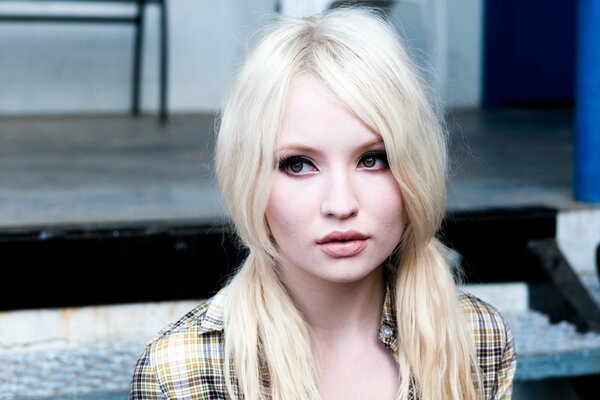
[265, 75, 405, 290]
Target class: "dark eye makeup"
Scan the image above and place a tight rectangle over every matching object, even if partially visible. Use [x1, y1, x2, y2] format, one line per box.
[277, 150, 388, 175]
[358, 150, 388, 169]
[278, 155, 317, 175]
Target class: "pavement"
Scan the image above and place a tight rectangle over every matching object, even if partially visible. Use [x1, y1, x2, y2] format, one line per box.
[0, 114, 223, 230]
[445, 108, 579, 211]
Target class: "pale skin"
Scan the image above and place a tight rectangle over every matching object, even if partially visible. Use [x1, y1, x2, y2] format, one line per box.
[266, 74, 403, 399]
[303, 268, 399, 400]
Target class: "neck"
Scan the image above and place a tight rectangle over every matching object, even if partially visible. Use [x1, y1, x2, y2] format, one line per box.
[281, 267, 386, 339]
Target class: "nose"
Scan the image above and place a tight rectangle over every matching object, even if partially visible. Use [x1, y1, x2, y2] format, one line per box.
[320, 173, 359, 219]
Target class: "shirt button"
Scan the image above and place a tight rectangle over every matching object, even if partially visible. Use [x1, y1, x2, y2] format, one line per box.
[380, 324, 394, 338]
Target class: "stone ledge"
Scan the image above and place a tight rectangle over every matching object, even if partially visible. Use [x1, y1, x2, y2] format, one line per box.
[3, 310, 600, 399]
[0, 341, 141, 400]
[0, 300, 201, 347]
[506, 309, 600, 381]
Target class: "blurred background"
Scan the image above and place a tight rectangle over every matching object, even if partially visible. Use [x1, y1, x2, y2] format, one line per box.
[0, 1, 599, 399]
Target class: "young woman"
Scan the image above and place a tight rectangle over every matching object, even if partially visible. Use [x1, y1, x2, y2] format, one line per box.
[131, 8, 516, 400]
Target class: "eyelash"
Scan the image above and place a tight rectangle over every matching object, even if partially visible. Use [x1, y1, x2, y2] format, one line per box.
[278, 156, 316, 175]
[278, 151, 388, 175]
[359, 151, 388, 169]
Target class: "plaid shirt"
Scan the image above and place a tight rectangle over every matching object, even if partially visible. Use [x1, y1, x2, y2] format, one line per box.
[130, 288, 516, 400]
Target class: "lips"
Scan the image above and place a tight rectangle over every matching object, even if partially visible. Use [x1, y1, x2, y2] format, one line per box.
[317, 230, 369, 257]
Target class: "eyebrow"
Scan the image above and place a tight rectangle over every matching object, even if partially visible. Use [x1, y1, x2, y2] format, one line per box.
[276, 138, 385, 155]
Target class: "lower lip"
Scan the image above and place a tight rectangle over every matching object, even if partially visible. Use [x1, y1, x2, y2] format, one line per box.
[318, 239, 367, 257]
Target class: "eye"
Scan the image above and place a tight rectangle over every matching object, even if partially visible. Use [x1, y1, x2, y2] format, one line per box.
[358, 151, 388, 170]
[278, 156, 318, 175]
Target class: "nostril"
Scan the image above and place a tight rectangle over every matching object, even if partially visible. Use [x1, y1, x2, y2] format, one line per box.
[320, 182, 359, 219]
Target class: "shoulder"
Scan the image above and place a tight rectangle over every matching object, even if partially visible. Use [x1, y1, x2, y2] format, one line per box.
[131, 290, 229, 399]
[459, 291, 510, 337]
[459, 292, 517, 400]
[152, 288, 226, 341]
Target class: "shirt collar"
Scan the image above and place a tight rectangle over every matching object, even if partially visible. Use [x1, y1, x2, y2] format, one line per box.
[198, 288, 226, 333]
[198, 283, 399, 355]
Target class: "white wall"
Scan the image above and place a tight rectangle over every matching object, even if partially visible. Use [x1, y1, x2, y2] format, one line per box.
[0, 0, 481, 115]
[446, 0, 483, 107]
[390, 0, 483, 108]
[0, 0, 276, 115]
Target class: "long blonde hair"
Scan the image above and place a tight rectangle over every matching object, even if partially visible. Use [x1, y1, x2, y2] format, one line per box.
[215, 8, 481, 400]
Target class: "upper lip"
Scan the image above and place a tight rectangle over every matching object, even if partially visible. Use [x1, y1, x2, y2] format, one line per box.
[317, 230, 369, 244]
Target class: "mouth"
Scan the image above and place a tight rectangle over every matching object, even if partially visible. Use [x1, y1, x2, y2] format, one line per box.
[317, 230, 369, 257]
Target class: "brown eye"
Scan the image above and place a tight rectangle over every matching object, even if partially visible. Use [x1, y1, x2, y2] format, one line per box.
[278, 156, 317, 175]
[358, 151, 388, 170]
[362, 156, 376, 168]
[290, 162, 303, 173]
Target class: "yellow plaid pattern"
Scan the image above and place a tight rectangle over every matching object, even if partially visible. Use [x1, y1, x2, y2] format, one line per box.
[461, 293, 517, 400]
[131, 289, 516, 399]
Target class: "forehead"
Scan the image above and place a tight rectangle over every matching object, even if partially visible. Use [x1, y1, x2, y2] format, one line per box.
[277, 74, 382, 150]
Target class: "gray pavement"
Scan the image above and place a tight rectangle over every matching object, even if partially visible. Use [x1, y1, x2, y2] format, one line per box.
[446, 108, 580, 210]
[0, 114, 224, 229]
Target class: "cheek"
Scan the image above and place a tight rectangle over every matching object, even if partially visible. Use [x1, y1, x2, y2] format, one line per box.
[265, 191, 283, 236]
[388, 181, 404, 219]
[265, 179, 302, 242]
[366, 175, 405, 234]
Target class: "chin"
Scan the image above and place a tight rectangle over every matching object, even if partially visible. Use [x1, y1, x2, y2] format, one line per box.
[316, 263, 382, 285]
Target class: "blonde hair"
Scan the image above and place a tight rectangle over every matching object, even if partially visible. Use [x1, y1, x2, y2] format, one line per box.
[215, 7, 482, 400]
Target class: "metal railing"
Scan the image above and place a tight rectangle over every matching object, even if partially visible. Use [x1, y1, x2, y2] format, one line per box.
[0, 0, 168, 122]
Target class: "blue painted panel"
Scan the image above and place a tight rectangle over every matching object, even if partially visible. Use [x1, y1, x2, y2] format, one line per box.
[575, 0, 600, 202]
[484, 0, 576, 107]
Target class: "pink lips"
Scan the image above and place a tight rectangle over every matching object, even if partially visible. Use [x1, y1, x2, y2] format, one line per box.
[317, 230, 369, 257]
